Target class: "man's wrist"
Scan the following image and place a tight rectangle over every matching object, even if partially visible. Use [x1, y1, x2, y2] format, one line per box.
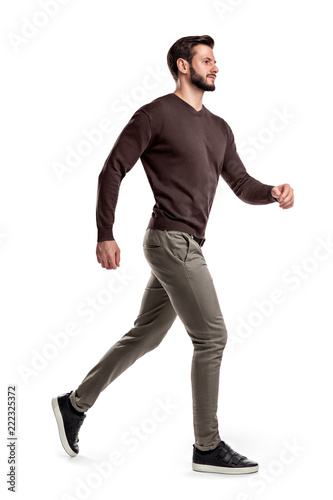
[97, 227, 114, 242]
[270, 187, 278, 202]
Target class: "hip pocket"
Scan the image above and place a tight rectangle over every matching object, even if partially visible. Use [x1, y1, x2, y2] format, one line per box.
[143, 229, 163, 248]
[143, 243, 162, 248]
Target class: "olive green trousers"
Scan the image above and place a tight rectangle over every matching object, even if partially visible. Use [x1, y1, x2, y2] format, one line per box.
[70, 229, 228, 451]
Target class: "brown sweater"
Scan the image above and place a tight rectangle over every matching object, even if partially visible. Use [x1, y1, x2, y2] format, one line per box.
[96, 92, 277, 242]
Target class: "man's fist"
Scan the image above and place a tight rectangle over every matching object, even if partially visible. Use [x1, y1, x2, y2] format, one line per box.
[96, 240, 120, 270]
[271, 184, 294, 209]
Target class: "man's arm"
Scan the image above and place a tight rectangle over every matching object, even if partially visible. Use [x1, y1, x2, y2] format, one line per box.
[96, 108, 152, 269]
[97, 108, 152, 241]
[220, 120, 278, 205]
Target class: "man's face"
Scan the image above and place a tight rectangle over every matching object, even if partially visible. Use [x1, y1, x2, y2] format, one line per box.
[188, 44, 219, 92]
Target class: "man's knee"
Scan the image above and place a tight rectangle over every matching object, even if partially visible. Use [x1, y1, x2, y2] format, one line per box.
[215, 323, 228, 352]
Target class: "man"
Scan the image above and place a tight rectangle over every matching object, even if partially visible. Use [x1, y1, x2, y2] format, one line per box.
[52, 35, 294, 474]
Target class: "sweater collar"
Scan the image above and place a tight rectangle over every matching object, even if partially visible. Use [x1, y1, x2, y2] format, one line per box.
[168, 93, 205, 117]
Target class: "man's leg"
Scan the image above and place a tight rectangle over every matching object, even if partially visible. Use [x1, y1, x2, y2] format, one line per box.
[142, 229, 228, 452]
[69, 270, 177, 413]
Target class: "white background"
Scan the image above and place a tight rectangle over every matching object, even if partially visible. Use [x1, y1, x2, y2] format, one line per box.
[1, 0, 332, 498]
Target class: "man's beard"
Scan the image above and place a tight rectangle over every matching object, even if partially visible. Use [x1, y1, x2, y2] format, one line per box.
[189, 64, 215, 91]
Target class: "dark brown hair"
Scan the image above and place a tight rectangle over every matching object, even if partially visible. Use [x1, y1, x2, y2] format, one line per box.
[167, 35, 215, 82]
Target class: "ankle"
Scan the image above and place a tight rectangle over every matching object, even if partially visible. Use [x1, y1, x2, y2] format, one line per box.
[68, 396, 85, 416]
[195, 442, 220, 453]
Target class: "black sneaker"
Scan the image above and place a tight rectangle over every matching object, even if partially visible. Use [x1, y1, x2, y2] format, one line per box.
[192, 440, 258, 474]
[52, 392, 86, 457]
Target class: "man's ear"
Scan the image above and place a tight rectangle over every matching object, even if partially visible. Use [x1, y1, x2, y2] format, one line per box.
[177, 58, 188, 75]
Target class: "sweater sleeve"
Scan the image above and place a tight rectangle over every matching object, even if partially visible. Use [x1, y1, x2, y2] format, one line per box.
[96, 109, 152, 242]
[220, 120, 277, 205]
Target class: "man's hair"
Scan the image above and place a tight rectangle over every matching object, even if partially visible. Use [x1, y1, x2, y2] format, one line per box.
[167, 35, 215, 82]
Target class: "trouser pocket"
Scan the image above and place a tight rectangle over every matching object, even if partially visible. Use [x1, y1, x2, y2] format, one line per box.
[143, 229, 163, 248]
[166, 231, 191, 263]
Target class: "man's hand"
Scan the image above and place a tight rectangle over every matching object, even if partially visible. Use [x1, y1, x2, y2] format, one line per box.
[271, 184, 294, 209]
[96, 240, 120, 270]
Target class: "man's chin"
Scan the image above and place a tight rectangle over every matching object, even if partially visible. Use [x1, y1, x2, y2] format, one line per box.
[191, 77, 216, 92]
[204, 85, 215, 92]
[205, 80, 216, 91]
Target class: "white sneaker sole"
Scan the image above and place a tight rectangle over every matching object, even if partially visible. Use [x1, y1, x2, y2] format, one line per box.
[52, 397, 77, 457]
[192, 463, 259, 474]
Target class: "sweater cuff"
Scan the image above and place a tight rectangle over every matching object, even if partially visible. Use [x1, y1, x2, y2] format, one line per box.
[97, 227, 115, 242]
[267, 185, 278, 203]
